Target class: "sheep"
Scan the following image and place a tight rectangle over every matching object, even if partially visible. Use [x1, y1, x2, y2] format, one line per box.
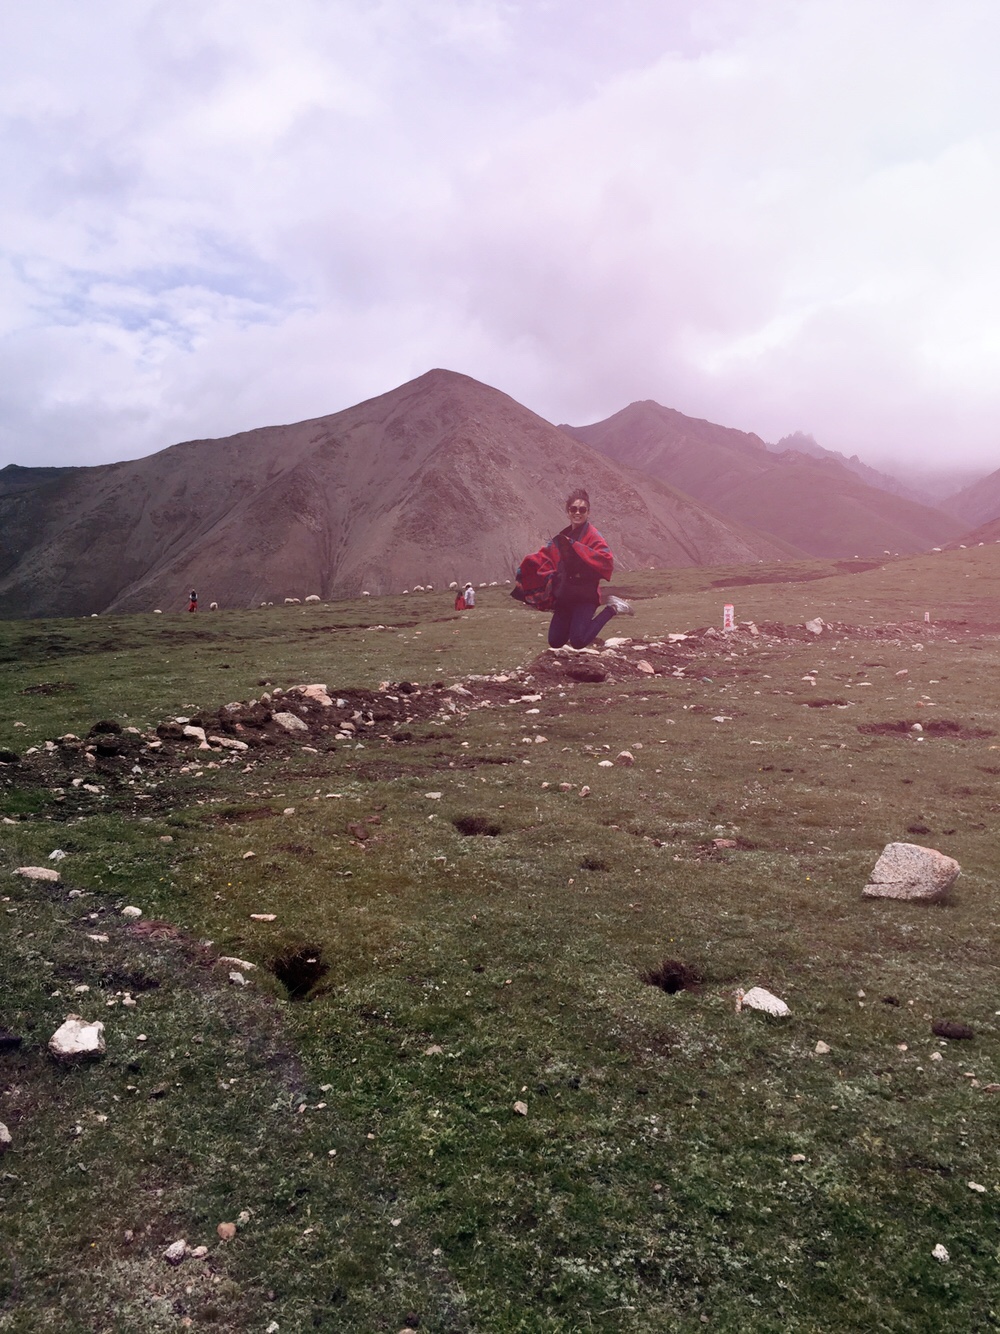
[362, 591, 371, 597]
[305, 594, 321, 603]
[209, 601, 218, 610]
[284, 597, 302, 605]
[153, 609, 162, 615]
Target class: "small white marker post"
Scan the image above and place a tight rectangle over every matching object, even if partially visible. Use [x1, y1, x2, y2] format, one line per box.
[924, 611, 930, 623]
[723, 603, 735, 632]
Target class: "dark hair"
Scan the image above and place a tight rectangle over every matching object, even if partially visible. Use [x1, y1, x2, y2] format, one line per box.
[565, 488, 590, 509]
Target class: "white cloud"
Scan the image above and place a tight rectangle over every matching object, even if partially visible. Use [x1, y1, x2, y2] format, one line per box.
[3, 0, 1000, 474]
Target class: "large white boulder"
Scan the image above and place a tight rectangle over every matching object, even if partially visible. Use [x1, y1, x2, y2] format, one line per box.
[49, 1015, 106, 1062]
[14, 866, 61, 883]
[273, 711, 309, 733]
[862, 842, 960, 902]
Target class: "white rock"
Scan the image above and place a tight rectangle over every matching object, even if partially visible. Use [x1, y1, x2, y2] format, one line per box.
[615, 751, 635, 766]
[298, 684, 332, 706]
[208, 735, 249, 751]
[121, 906, 142, 918]
[273, 711, 309, 733]
[636, 661, 655, 675]
[815, 1040, 831, 1054]
[805, 618, 825, 635]
[48, 849, 67, 862]
[862, 843, 960, 902]
[0, 1122, 11, 1153]
[49, 1015, 106, 1061]
[14, 866, 60, 883]
[737, 987, 791, 1017]
[229, 971, 247, 986]
[182, 725, 207, 743]
[932, 1243, 950, 1263]
[425, 792, 442, 800]
[968, 1181, 986, 1193]
[163, 1239, 188, 1265]
[597, 760, 613, 767]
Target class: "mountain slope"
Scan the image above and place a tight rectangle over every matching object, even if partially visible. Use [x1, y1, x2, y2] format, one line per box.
[566, 401, 963, 558]
[0, 370, 795, 618]
[942, 466, 1000, 529]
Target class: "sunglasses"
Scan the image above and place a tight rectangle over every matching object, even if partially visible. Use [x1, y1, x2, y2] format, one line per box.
[567, 504, 589, 513]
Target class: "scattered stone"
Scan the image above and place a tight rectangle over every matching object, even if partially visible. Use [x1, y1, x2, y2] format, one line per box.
[14, 866, 60, 883]
[423, 1045, 444, 1056]
[121, 906, 143, 919]
[815, 1040, 831, 1054]
[217, 1222, 237, 1240]
[932, 1243, 950, 1263]
[190, 1244, 209, 1258]
[513, 1100, 528, 1116]
[930, 1051, 943, 1062]
[250, 913, 277, 922]
[932, 1020, 975, 1040]
[0, 1122, 11, 1153]
[48, 849, 67, 862]
[182, 725, 207, 744]
[48, 1015, 106, 1062]
[159, 835, 173, 843]
[712, 838, 737, 849]
[273, 711, 309, 733]
[805, 618, 825, 635]
[282, 807, 295, 816]
[615, 750, 635, 766]
[862, 843, 960, 902]
[636, 661, 655, 675]
[425, 792, 442, 800]
[968, 1181, 986, 1193]
[218, 956, 256, 971]
[163, 1239, 188, 1265]
[243, 850, 256, 860]
[736, 987, 790, 1017]
[579, 786, 591, 797]
[229, 971, 247, 986]
[790, 1153, 806, 1163]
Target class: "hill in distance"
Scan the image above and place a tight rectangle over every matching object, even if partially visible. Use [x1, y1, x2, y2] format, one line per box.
[563, 401, 965, 559]
[0, 370, 795, 619]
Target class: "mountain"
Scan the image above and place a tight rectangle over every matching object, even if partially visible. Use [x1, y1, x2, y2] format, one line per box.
[941, 466, 1000, 530]
[0, 370, 795, 619]
[771, 431, 922, 501]
[564, 401, 963, 559]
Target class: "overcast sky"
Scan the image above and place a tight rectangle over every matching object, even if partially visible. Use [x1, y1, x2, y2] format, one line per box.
[3, 0, 1000, 475]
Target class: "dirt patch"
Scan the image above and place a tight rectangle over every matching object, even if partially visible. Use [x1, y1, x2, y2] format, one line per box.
[858, 719, 996, 739]
[209, 805, 276, 824]
[803, 698, 850, 708]
[21, 680, 77, 695]
[453, 815, 503, 837]
[641, 959, 703, 994]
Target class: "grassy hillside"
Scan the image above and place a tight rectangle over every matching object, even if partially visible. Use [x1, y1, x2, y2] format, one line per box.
[2, 549, 1000, 1332]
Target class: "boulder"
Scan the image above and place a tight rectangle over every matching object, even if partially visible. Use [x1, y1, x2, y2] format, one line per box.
[48, 1015, 106, 1062]
[14, 866, 61, 883]
[862, 842, 960, 902]
[805, 618, 825, 635]
[273, 711, 309, 733]
[737, 987, 790, 1017]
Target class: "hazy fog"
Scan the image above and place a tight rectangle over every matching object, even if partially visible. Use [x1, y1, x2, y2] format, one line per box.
[3, 1, 1000, 475]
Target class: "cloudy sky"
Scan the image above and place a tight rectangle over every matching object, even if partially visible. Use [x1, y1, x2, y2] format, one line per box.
[3, 0, 1000, 475]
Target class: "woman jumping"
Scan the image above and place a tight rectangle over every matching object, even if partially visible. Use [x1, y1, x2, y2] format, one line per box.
[547, 488, 632, 649]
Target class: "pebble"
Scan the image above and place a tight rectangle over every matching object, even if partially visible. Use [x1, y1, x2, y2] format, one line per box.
[932, 1243, 950, 1263]
[217, 1222, 237, 1241]
[814, 1041, 831, 1054]
[121, 906, 142, 918]
[250, 913, 277, 922]
[0, 1122, 11, 1153]
[164, 1239, 188, 1265]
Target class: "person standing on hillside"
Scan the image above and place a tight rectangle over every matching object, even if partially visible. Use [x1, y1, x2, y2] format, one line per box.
[545, 489, 632, 648]
[188, 589, 198, 613]
[463, 583, 476, 608]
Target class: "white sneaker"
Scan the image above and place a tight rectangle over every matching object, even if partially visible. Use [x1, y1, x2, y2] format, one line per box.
[606, 594, 634, 616]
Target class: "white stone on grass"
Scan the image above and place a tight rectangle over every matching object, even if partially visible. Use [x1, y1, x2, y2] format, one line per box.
[49, 1015, 106, 1062]
[121, 906, 142, 918]
[0, 1122, 11, 1153]
[862, 843, 960, 902]
[932, 1243, 950, 1263]
[163, 1239, 188, 1265]
[14, 866, 60, 883]
[737, 987, 791, 1017]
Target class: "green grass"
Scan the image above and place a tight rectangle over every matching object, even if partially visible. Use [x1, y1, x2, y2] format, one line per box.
[2, 550, 1000, 1331]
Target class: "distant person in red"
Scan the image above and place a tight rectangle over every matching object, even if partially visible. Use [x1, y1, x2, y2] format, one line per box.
[188, 590, 198, 613]
[547, 488, 632, 648]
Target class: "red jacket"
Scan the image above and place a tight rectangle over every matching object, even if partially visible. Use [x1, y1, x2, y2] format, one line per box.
[512, 523, 614, 611]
